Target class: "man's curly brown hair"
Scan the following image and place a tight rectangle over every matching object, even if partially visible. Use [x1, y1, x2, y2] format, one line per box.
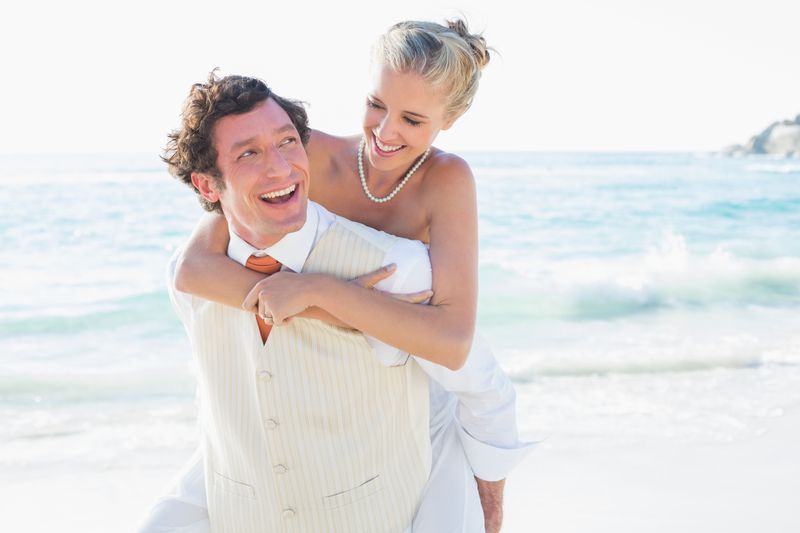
[163, 71, 310, 213]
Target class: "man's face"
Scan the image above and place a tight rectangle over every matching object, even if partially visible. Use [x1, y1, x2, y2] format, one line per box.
[195, 98, 309, 249]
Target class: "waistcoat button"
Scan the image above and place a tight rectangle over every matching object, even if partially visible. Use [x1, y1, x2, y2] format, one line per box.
[273, 464, 288, 474]
[257, 370, 272, 382]
[282, 508, 296, 519]
[265, 418, 279, 429]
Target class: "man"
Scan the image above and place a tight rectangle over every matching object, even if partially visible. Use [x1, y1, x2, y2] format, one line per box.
[139, 73, 530, 532]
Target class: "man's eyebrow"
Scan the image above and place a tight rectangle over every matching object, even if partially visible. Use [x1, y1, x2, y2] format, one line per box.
[274, 124, 298, 135]
[229, 124, 298, 151]
[230, 137, 258, 151]
[370, 96, 429, 120]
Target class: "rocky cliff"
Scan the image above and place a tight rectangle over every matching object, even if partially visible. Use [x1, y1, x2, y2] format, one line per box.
[725, 115, 800, 156]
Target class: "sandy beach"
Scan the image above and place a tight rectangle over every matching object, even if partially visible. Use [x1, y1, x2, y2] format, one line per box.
[504, 408, 800, 533]
[2, 407, 796, 532]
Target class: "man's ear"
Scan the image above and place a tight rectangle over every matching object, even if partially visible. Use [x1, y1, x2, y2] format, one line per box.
[191, 172, 222, 204]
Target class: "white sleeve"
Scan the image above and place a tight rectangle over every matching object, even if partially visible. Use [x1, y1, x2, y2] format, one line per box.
[364, 239, 534, 480]
[414, 333, 535, 481]
[136, 449, 210, 533]
[166, 247, 195, 329]
[363, 238, 432, 366]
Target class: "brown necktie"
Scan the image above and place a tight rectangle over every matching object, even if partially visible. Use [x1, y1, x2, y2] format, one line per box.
[245, 254, 282, 342]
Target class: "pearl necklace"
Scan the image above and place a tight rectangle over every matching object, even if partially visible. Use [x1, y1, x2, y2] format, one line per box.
[357, 137, 431, 203]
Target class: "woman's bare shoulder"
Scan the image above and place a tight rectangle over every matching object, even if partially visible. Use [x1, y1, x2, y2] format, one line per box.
[308, 130, 360, 152]
[308, 130, 360, 172]
[415, 150, 477, 233]
[423, 150, 476, 192]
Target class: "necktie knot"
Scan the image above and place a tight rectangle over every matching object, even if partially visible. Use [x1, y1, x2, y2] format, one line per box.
[246, 254, 282, 275]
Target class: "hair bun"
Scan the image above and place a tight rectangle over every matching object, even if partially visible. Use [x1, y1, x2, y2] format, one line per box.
[446, 19, 491, 69]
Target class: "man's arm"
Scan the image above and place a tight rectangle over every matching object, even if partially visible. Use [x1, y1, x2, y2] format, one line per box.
[142, 252, 212, 533]
[166, 248, 196, 328]
[137, 449, 210, 533]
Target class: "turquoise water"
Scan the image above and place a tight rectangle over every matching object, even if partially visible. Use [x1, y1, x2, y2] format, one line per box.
[1, 152, 799, 465]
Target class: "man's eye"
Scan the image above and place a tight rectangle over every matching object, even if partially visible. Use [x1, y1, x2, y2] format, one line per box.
[239, 150, 255, 159]
[279, 137, 297, 147]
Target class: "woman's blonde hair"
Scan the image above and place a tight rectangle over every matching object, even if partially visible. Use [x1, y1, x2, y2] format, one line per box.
[372, 19, 492, 120]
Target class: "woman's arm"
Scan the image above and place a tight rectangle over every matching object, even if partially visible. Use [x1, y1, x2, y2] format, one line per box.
[261, 154, 478, 370]
[173, 213, 264, 309]
[174, 213, 389, 328]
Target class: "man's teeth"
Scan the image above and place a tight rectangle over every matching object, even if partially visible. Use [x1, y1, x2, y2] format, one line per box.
[261, 184, 296, 199]
[375, 137, 403, 152]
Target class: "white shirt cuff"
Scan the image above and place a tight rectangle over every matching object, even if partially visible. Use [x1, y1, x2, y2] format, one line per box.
[457, 425, 536, 482]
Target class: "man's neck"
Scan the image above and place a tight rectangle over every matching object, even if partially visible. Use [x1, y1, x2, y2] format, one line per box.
[227, 219, 285, 250]
[224, 202, 322, 272]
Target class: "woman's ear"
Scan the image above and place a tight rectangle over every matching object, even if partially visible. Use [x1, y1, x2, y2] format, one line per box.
[442, 111, 463, 131]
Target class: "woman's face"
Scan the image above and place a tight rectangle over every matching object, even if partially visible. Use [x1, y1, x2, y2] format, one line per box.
[362, 63, 455, 174]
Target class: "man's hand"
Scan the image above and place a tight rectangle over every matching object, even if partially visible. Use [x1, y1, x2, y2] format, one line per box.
[243, 270, 311, 325]
[476, 477, 505, 533]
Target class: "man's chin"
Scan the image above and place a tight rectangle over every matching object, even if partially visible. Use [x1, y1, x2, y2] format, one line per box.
[267, 209, 308, 237]
[283, 204, 308, 233]
[230, 218, 305, 250]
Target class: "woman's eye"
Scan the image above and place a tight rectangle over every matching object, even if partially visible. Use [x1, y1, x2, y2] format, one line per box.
[404, 117, 421, 127]
[367, 99, 384, 109]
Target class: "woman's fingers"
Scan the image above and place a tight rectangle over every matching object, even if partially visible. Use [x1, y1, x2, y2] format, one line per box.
[352, 264, 397, 288]
[386, 290, 434, 304]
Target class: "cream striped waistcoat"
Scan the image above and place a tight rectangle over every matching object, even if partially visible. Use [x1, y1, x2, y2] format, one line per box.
[190, 218, 432, 532]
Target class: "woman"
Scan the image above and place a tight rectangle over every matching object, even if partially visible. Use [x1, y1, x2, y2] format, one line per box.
[144, 20, 529, 533]
[180, 20, 486, 370]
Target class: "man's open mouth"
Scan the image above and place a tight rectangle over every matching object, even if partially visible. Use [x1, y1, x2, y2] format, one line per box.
[260, 184, 297, 204]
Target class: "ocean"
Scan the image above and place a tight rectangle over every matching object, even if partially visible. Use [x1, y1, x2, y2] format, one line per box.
[1, 152, 799, 519]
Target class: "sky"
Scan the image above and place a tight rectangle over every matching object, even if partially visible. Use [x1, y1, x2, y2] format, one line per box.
[2, 0, 798, 154]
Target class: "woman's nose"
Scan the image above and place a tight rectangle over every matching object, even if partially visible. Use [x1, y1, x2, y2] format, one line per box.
[375, 115, 398, 141]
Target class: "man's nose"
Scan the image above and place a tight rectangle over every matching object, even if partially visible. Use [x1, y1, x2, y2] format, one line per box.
[262, 146, 292, 179]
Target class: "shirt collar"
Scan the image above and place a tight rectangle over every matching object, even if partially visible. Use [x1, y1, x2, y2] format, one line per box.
[226, 202, 320, 272]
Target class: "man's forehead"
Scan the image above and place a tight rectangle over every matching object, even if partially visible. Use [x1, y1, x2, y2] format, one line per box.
[215, 99, 295, 150]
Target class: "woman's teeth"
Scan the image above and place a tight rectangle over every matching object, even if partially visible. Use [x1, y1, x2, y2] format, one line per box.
[375, 137, 403, 152]
[260, 184, 296, 203]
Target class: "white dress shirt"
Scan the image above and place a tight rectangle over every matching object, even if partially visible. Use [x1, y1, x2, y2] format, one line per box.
[140, 201, 532, 533]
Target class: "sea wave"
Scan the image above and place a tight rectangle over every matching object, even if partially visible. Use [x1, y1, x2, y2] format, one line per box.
[479, 233, 800, 322]
[0, 291, 177, 337]
[745, 163, 800, 174]
[504, 345, 766, 379]
[0, 371, 196, 405]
